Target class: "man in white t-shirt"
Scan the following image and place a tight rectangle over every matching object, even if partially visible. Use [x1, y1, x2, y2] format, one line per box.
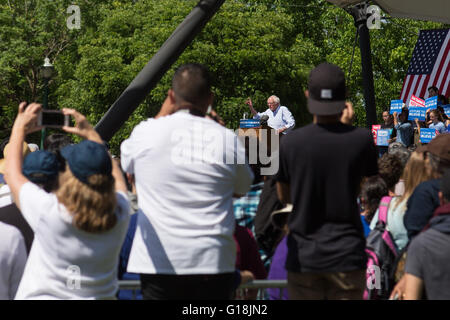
[121, 63, 254, 300]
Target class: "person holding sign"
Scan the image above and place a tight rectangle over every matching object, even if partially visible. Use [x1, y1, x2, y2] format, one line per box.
[428, 110, 446, 134]
[418, 109, 446, 141]
[393, 107, 414, 148]
[245, 96, 295, 135]
[378, 111, 396, 157]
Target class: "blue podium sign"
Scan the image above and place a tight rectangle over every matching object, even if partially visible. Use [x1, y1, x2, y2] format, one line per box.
[239, 119, 260, 128]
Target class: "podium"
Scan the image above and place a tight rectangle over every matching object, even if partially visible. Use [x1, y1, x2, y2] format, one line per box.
[237, 119, 278, 166]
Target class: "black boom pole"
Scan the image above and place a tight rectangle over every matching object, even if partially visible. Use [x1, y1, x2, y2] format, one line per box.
[348, 3, 378, 129]
[95, 0, 225, 141]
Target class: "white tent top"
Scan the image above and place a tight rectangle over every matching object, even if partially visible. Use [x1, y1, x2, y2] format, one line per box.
[327, 0, 450, 24]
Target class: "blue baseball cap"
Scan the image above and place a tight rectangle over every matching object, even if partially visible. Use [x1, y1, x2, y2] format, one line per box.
[22, 151, 59, 184]
[60, 140, 112, 184]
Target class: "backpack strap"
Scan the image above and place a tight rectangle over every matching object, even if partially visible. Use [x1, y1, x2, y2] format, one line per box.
[378, 196, 393, 224]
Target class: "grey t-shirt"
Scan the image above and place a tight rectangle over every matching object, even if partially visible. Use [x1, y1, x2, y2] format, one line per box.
[405, 228, 450, 300]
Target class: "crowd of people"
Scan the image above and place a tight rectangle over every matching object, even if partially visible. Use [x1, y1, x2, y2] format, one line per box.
[0, 62, 449, 300]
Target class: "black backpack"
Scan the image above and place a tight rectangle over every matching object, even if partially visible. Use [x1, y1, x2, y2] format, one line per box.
[254, 176, 284, 260]
[364, 196, 399, 300]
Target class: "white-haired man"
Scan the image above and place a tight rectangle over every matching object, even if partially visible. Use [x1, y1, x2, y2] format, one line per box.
[246, 95, 295, 134]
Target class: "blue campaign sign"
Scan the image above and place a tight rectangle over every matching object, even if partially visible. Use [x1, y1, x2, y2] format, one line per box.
[425, 96, 438, 110]
[408, 106, 426, 121]
[420, 128, 437, 144]
[239, 119, 260, 128]
[443, 104, 450, 117]
[390, 100, 403, 114]
[376, 129, 392, 147]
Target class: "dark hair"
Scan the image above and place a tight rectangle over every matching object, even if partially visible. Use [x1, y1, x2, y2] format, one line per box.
[0, 137, 10, 159]
[437, 106, 449, 121]
[388, 143, 411, 167]
[44, 134, 74, 172]
[360, 176, 388, 223]
[428, 86, 439, 92]
[442, 169, 450, 202]
[437, 94, 448, 105]
[378, 153, 404, 191]
[44, 134, 73, 152]
[172, 63, 212, 106]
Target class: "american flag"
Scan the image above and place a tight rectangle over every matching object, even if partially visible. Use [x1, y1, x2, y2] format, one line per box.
[400, 29, 449, 105]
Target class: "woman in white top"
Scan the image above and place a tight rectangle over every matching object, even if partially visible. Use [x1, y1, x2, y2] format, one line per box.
[5, 103, 130, 299]
[370, 151, 433, 251]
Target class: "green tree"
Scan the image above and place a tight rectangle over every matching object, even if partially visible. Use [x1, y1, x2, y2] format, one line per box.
[57, 0, 322, 153]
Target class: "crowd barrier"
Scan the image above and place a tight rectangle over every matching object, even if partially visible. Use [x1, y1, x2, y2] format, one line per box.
[118, 279, 288, 300]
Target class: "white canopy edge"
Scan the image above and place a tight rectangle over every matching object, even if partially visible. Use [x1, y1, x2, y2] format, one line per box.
[327, 0, 450, 24]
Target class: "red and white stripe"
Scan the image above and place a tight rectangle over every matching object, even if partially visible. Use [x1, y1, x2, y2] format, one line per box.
[400, 30, 450, 105]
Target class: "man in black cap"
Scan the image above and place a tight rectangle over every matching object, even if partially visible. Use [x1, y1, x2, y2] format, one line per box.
[275, 62, 378, 300]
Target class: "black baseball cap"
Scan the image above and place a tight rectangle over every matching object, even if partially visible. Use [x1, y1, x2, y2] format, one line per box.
[307, 63, 347, 116]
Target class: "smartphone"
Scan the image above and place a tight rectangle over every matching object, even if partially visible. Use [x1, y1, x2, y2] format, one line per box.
[37, 110, 71, 128]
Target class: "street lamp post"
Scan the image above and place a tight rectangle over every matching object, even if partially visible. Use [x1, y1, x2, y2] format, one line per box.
[40, 57, 54, 150]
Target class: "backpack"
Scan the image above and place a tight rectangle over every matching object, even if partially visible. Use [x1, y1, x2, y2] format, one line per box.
[364, 196, 398, 300]
[254, 176, 284, 259]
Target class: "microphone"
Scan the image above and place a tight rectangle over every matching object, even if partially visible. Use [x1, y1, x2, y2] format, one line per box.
[260, 115, 269, 126]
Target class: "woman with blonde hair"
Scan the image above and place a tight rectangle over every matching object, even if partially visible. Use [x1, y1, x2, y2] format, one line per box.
[5, 102, 130, 299]
[370, 151, 432, 251]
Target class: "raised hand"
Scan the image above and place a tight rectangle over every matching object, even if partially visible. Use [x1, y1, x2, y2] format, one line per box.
[13, 102, 43, 134]
[61, 108, 102, 144]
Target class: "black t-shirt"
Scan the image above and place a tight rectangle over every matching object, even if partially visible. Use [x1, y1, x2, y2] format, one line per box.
[276, 123, 378, 273]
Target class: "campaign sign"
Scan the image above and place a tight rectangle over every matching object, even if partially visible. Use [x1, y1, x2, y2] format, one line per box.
[443, 104, 450, 117]
[376, 129, 392, 147]
[420, 128, 437, 144]
[390, 100, 403, 114]
[371, 125, 381, 144]
[408, 106, 426, 121]
[239, 119, 260, 128]
[409, 95, 425, 107]
[425, 96, 438, 110]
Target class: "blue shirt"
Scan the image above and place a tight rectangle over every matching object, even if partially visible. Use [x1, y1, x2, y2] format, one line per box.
[394, 122, 414, 147]
[428, 121, 446, 134]
[253, 106, 295, 133]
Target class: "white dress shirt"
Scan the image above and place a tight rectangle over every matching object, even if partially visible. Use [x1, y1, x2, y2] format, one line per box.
[253, 105, 295, 133]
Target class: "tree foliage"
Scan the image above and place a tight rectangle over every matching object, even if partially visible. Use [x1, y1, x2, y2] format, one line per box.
[0, 0, 447, 153]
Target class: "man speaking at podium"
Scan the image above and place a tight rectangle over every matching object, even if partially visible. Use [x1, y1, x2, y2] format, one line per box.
[245, 95, 295, 134]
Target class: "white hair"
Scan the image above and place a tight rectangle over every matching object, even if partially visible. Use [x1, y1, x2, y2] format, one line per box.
[268, 95, 280, 105]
